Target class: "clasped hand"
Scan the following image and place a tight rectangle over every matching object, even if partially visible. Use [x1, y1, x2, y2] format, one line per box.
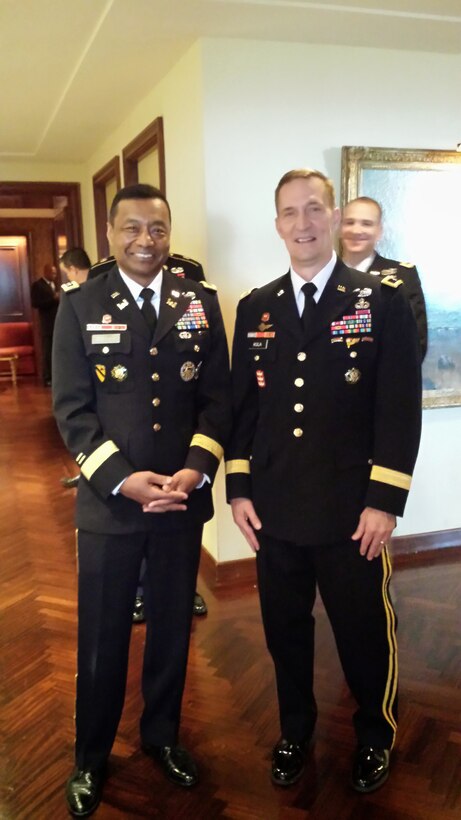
[120, 469, 203, 513]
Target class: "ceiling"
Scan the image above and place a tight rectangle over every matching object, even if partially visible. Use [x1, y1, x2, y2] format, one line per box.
[0, 0, 460, 163]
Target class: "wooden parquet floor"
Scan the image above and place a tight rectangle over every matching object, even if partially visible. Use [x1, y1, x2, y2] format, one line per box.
[1, 380, 460, 820]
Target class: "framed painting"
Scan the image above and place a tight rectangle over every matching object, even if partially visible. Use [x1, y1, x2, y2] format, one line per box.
[341, 146, 461, 408]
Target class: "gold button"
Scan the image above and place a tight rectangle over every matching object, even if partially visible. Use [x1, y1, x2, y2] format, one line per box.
[254, 355, 260, 361]
[194, 345, 200, 352]
[294, 403, 304, 413]
[293, 428, 303, 437]
[152, 398, 160, 407]
[294, 378, 304, 387]
[153, 423, 161, 432]
[152, 373, 160, 381]
[350, 351, 358, 358]
[149, 347, 158, 356]
[297, 352, 307, 361]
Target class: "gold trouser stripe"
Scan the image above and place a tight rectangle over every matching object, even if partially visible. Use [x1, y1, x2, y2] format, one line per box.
[190, 434, 223, 462]
[370, 465, 412, 491]
[225, 459, 251, 475]
[380, 547, 398, 747]
[80, 440, 120, 480]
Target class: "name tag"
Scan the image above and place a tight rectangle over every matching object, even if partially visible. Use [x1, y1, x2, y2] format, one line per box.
[249, 340, 268, 349]
[86, 324, 127, 331]
[91, 334, 121, 344]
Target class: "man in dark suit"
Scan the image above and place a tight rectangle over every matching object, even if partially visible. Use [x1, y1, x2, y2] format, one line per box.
[31, 263, 60, 385]
[226, 169, 422, 793]
[53, 183, 230, 817]
[340, 196, 427, 360]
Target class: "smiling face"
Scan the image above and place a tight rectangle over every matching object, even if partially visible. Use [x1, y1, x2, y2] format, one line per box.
[275, 176, 340, 279]
[340, 199, 382, 265]
[107, 197, 171, 285]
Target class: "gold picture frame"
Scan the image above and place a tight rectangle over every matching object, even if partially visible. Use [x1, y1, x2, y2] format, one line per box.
[341, 146, 461, 409]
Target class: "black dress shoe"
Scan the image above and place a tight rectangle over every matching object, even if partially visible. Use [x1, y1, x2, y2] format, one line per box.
[132, 594, 145, 624]
[193, 591, 208, 616]
[65, 767, 105, 817]
[61, 475, 80, 489]
[352, 746, 390, 793]
[271, 738, 307, 786]
[142, 744, 198, 787]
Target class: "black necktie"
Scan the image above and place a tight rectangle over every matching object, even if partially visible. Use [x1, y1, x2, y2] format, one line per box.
[301, 282, 317, 333]
[140, 287, 158, 334]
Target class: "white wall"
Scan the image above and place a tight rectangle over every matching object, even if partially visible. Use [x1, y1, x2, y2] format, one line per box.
[200, 38, 461, 558]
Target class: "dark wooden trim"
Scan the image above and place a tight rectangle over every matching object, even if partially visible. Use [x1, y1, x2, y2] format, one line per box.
[0, 181, 83, 250]
[199, 529, 461, 589]
[92, 156, 121, 260]
[122, 117, 165, 192]
[391, 528, 461, 567]
[199, 547, 257, 590]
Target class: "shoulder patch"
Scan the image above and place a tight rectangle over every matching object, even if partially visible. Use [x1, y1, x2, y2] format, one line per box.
[381, 274, 403, 289]
[61, 281, 80, 293]
[399, 261, 415, 269]
[239, 287, 257, 301]
[200, 280, 217, 292]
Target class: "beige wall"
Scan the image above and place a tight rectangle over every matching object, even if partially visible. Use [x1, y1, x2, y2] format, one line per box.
[81, 41, 206, 267]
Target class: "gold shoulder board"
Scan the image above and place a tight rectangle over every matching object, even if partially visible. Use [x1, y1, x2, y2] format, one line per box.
[399, 262, 415, 268]
[61, 281, 80, 292]
[239, 287, 257, 301]
[200, 280, 217, 292]
[381, 275, 403, 289]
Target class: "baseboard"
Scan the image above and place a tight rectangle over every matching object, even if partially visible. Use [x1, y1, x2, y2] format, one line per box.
[199, 528, 461, 589]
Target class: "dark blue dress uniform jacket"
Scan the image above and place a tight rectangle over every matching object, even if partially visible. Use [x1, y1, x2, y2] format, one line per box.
[52, 265, 231, 535]
[226, 259, 422, 546]
[367, 252, 428, 361]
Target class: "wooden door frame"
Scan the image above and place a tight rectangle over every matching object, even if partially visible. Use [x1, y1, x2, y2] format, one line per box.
[0, 182, 83, 251]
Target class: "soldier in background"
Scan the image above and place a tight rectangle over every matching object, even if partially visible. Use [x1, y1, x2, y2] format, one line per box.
[31, 263, 60, 386]
[340, 196, 427, 360]
[59, 248, 91, 285]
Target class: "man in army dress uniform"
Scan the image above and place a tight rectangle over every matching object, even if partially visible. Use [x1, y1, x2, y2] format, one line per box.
[226, 170, 422, 793]
[340, 196, 427, 360]
[88, 251, 209, 621]
[53, 184, 230, 816]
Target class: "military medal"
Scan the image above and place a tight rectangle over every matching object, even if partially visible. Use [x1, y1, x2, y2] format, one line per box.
[176, 299, 209, 331]
[345, 368, 361, 384]
[180, 361, 196, 381]
[331, 309, 372, 337]
[111, 365, 128, 382]
[355, 298, 370, 310]
[102, 314, 112, 324]
[261, 312, 270, 322]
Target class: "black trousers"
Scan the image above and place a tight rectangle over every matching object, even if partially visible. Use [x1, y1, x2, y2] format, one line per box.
[75, 526, 202, 770]
[256, 533, 398, 750]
